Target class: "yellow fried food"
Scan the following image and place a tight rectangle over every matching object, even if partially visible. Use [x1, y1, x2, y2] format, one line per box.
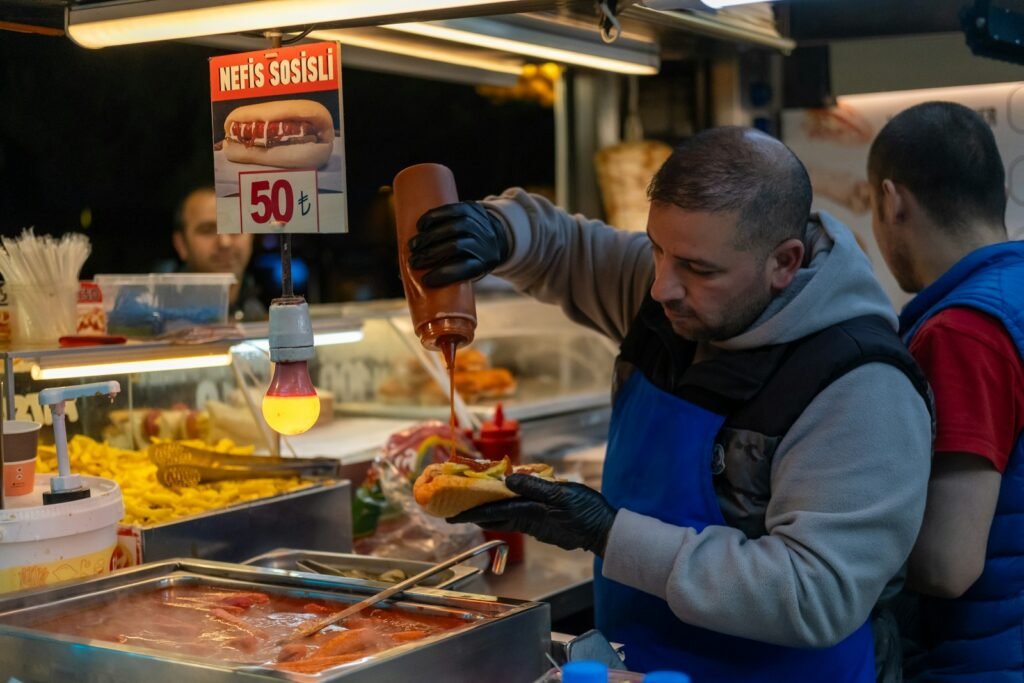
[36, 436, 317, 527]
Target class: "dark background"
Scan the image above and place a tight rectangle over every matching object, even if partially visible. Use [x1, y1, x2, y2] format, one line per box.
[0, 32, 555, 304]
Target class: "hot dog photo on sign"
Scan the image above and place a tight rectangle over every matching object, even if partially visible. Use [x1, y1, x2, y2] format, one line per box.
[223, 99, 334, 169]
[210, 88, 346, 203]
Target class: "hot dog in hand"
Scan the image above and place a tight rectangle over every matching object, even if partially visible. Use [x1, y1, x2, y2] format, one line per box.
[413, 454, 554, 518]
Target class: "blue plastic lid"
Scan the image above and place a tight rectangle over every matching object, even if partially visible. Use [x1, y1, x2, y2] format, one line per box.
[644, 672, 691, 683]
[561, 661, 608, 683]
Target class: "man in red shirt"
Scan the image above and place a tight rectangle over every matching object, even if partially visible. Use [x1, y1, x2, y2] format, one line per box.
[868, 101, 1024, 681]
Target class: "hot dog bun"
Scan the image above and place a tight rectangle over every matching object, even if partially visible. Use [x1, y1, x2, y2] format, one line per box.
[223, 99, 334, 169]
[414, 465, 518, 517]
[224, 140, 333, 169]
[413, 461, 555, 518]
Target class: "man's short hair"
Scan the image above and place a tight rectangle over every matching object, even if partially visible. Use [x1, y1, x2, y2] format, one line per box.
[173, 186, 216, 234]
[647, 127, 812, 252]
[868, 101, 1006, 232]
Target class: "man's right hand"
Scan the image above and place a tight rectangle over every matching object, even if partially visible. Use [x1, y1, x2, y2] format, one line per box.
[409, 202, 510, 287]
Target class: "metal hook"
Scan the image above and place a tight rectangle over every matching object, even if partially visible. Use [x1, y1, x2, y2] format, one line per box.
[598, 0, 622, 44]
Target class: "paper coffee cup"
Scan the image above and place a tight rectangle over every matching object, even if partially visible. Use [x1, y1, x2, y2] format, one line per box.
[2, 420, 41, 497]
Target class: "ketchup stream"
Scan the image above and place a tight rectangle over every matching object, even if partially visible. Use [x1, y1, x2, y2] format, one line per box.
[439, 336, 460, 461]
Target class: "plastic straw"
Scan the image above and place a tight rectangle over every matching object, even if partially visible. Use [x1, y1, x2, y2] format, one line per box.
[0, 229, 89, 286]
[0, 229, 90, 343]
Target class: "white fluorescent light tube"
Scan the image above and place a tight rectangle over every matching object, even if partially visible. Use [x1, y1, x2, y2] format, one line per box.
[237, 329, 364, 353]
[31, 354, 233, 380]
[313, 330, 365, 346]
[701, 0, 776, 7]
[67, 0, 519, 49]
[309, 29, 523, 75]
[385, 21, 659, 75]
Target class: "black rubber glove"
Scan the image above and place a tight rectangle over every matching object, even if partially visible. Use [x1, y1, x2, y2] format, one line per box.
[409, 201, 510, 287]
[447, 474, 617, 556]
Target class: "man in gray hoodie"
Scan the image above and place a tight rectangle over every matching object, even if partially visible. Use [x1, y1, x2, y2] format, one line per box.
[409, 127, 932, 682]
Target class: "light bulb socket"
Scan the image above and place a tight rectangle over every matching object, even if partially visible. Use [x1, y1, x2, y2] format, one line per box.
[268, 296, 314, 362]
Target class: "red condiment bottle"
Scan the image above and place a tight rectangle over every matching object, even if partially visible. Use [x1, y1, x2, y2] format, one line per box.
[393, 163, 478, 458]
[393, 163, 477, 353]
[474, 404, 525, 564]
[475, 404, 520, 464]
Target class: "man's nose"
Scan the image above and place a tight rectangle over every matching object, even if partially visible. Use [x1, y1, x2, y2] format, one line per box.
[217, 234, 234, 248]
[650, 267, 683, 304]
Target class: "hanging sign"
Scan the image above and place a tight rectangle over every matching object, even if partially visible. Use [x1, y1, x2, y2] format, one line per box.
[209, 42, 347, 234]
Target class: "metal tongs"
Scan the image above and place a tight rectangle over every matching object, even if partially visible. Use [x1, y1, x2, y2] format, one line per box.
[148, 442, 340, 487]
[281, 540, 508, 645]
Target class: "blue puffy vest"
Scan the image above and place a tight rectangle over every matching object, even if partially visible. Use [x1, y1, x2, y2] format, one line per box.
[900, 241, 1024, 683]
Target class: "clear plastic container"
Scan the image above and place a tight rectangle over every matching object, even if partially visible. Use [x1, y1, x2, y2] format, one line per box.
[6, 282, 78, 346]
[95, 273, 236, 337]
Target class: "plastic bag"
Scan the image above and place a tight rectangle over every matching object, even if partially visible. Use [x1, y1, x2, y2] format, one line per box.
[353, 421, 485, 562]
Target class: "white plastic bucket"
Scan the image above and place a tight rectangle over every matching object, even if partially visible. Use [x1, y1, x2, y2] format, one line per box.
[0, 474, 124, 593]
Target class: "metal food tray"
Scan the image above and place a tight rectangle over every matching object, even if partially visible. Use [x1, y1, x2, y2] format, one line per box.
[242, 549, 482, 590]
[0, 559, 550, 683]
[123, 480, 353, 564]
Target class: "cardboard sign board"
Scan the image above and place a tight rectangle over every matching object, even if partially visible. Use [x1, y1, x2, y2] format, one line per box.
[209, 42, 347, 234]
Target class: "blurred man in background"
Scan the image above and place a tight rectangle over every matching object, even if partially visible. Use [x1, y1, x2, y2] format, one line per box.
[172, 186, 265, 321]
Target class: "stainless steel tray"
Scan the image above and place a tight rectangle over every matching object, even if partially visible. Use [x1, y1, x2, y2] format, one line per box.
[241, 549, 482, 590]
[0, 558, 550, 683]
[124, 480, 353, 564]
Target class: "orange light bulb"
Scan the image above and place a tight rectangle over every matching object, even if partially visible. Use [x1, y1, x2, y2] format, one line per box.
[262, 360, 320, 435]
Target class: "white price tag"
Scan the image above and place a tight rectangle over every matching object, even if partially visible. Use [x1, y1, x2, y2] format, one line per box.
[239, 169, 320, 233]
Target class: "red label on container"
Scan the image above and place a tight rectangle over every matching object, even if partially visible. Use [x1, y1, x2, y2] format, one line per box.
[78, 281, 102, 304]
[115, 526, 143, 568]
[209, 43, 339, 102]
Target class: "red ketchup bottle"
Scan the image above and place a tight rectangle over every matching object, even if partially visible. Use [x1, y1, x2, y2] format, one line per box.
[474, 404, 525, 564]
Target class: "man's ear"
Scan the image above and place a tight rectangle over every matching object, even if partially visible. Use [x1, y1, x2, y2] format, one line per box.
[172, 231, 188, 262]
[880, 179, 906, 225]
[768, 238, 805, 292]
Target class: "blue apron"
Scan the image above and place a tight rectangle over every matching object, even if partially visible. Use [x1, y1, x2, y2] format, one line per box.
[594, 371, 876, 681]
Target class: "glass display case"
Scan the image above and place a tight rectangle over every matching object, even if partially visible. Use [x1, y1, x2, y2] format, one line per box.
[0, 294, 615, 463]
[314, 295, 616, 423]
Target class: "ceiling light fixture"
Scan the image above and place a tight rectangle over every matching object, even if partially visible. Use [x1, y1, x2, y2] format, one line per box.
[66, 0, 519, 49]
[308, 28, 523, 75]
[384, 19, 659, 75]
